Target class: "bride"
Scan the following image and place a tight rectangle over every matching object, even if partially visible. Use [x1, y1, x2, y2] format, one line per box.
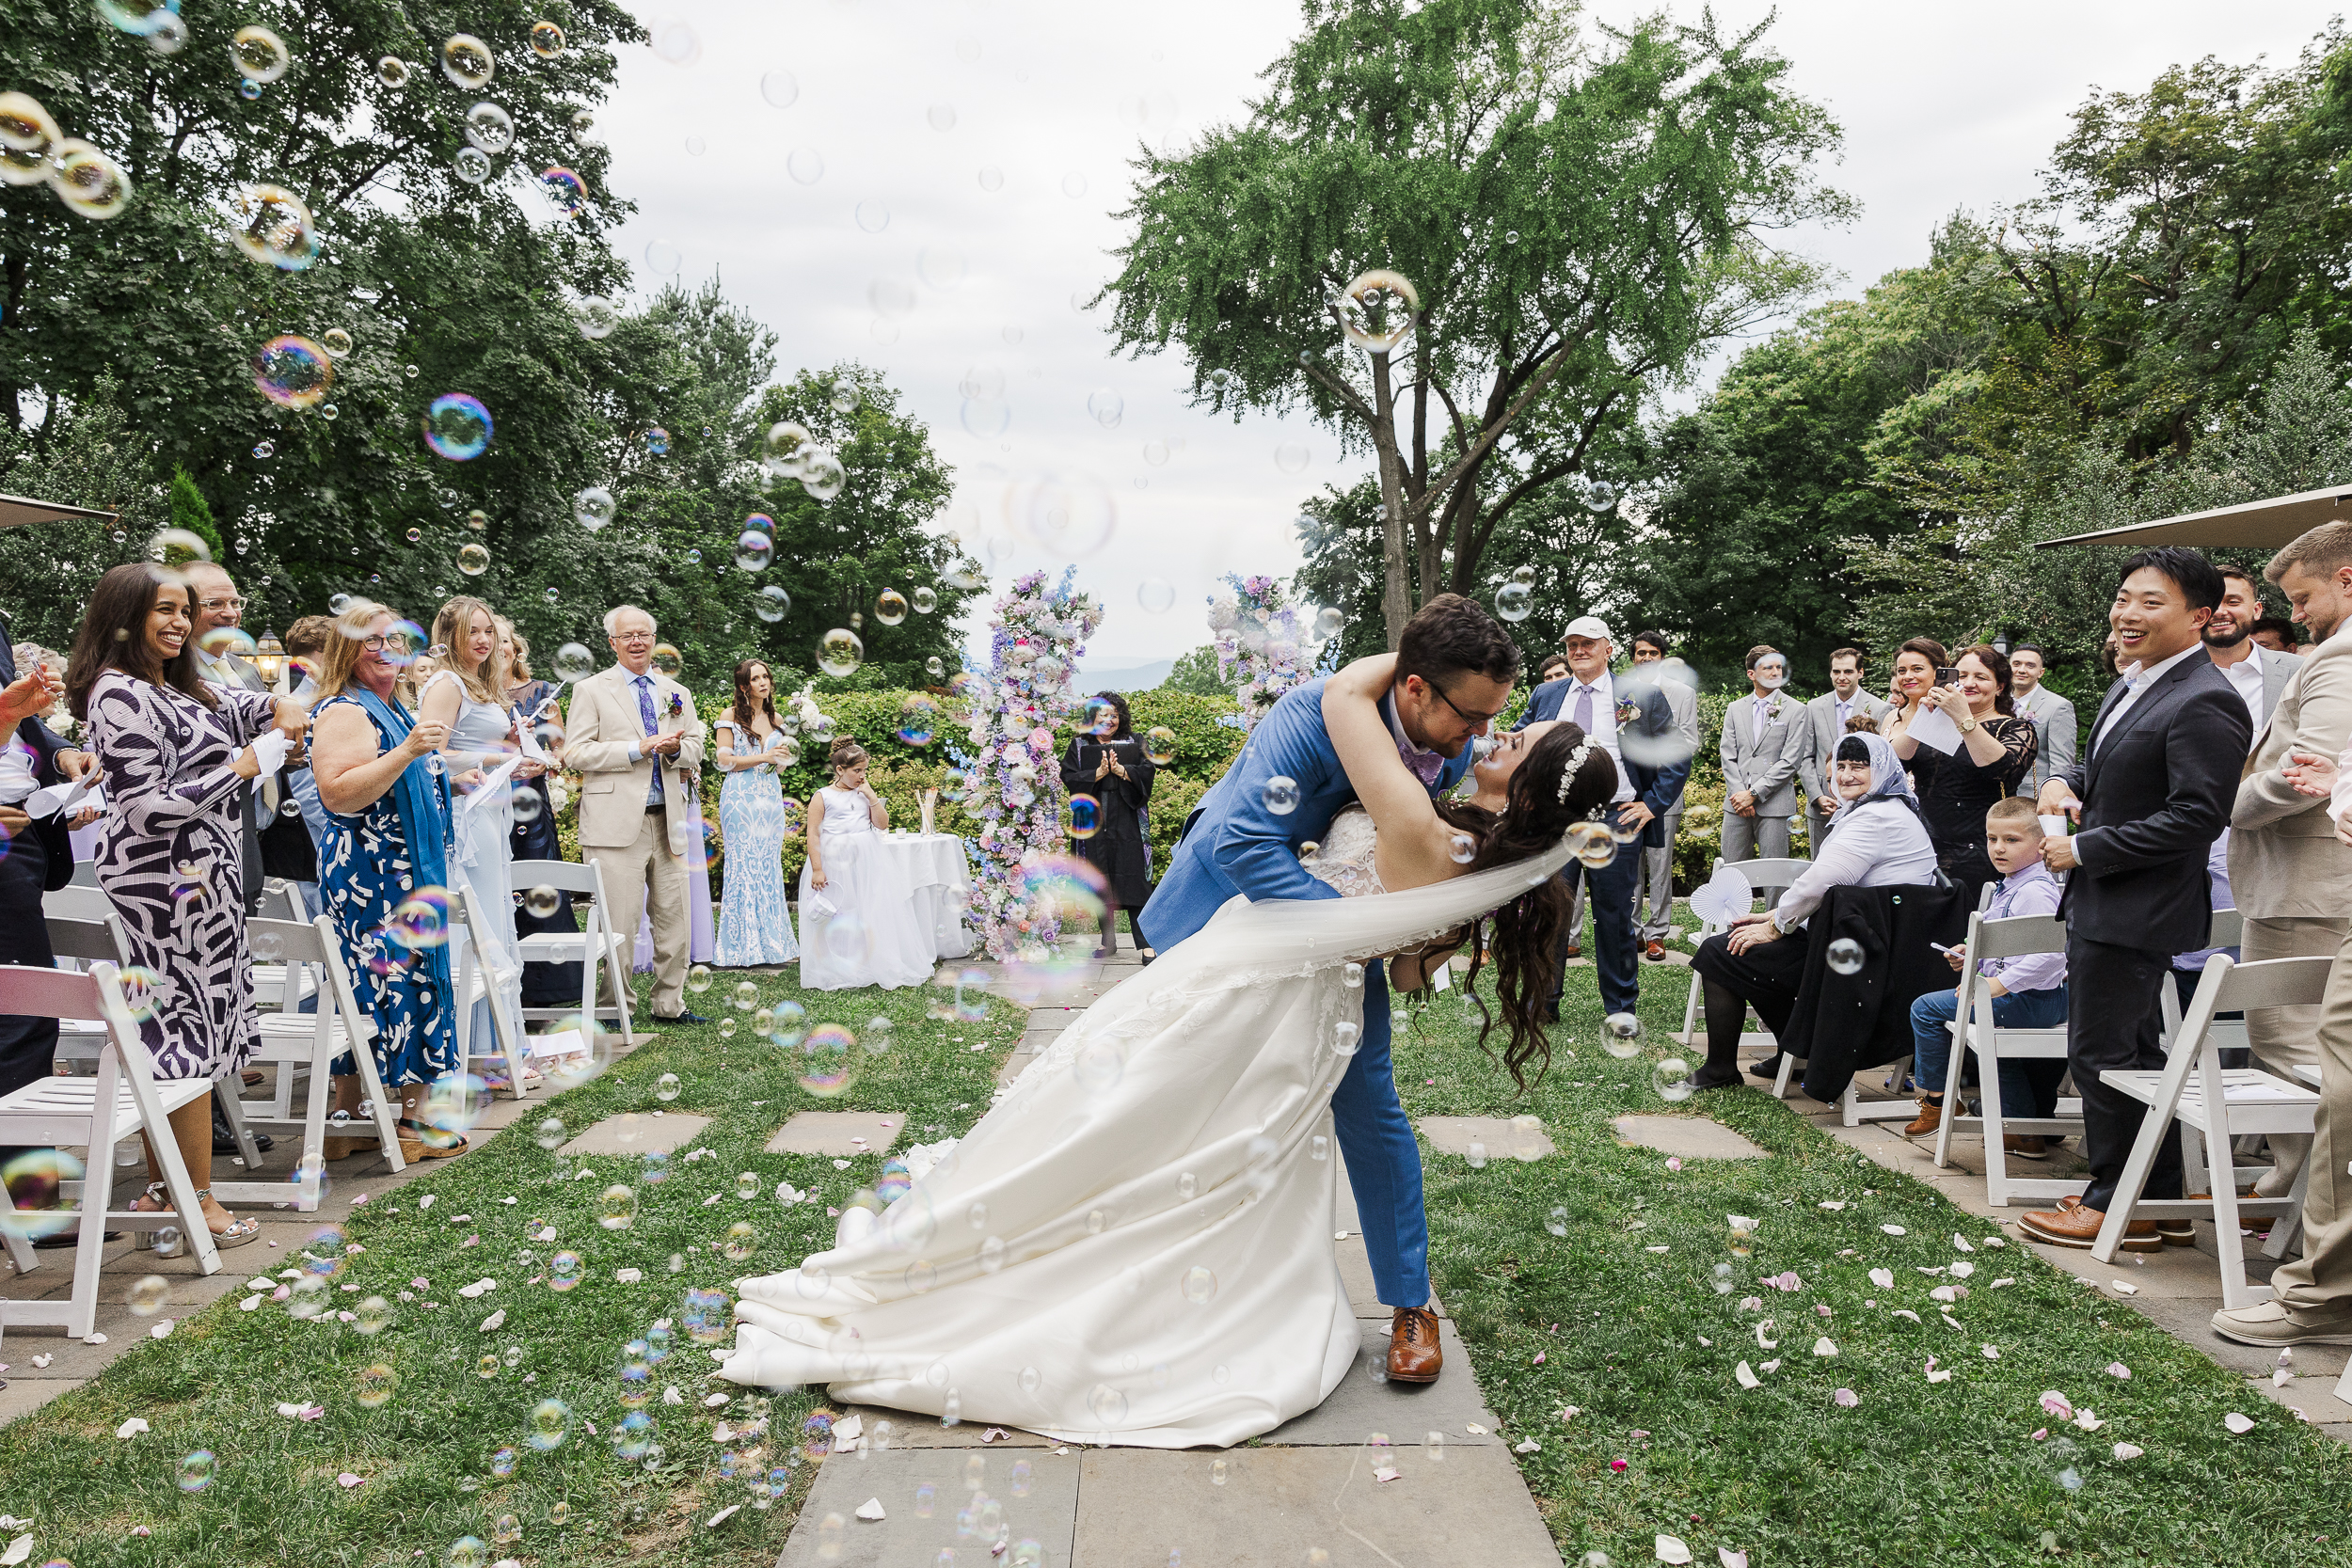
[715, 654, 1620, 1446]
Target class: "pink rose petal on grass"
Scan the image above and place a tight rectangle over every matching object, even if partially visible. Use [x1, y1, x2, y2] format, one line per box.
[1719, 1551, 1750, 1568]
[2105, 1362, 2131, 1380]
[1665, 1158, 1683, 1172]
[1610, 1458, 1628, 1473]
[338, 1473, 364, 1488]
[1833, 1388, 1857, 1408]
[2040, 1390, 2074, 1421]
[1533, 1352, 1546, 1365]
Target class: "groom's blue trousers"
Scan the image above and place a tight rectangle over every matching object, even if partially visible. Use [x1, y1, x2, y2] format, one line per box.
[1334, 958, 1429, 1309]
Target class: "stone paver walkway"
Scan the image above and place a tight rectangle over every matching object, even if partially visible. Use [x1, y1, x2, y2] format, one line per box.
[777, 943, 1566, 1567]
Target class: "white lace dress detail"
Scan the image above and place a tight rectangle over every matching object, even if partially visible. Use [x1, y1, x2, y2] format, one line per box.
[1300, 806, 1383, 898]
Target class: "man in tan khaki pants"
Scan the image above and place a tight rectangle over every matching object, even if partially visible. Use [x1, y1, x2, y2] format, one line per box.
[564, 606, 708, 1025]
[2215, 522, 2352, 1347]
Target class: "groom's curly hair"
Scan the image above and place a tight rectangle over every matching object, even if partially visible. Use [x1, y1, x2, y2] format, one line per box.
[1431, 722, 1619, 1089]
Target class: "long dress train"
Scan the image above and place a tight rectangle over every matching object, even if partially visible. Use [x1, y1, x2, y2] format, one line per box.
[717, 811, 1574, 1447]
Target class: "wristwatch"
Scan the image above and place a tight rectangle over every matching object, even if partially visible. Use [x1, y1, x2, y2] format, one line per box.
[1957, 716, 1979, 735]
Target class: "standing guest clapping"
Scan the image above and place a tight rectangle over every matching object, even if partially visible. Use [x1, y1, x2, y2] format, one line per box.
[1887, 643, 2038, 903]
[1059, 691, 1158, 959]
[712, 658, 801, 969]
[306, 601, 469, 1163]
[2022, 548, 2249, 1252]
[66, 563, 310, 1243]
[564, 607, 708, 1025]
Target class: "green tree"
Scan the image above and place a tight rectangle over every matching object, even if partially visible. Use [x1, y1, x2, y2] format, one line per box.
[1160, 643, 1230, 697]
[1104, 0, 1850, 644]
[166, 467, 223, 560]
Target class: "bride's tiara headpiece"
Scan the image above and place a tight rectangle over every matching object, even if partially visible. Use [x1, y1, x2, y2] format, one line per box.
[1556, 734, 1593, 804]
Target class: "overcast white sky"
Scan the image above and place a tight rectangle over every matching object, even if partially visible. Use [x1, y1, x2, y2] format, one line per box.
[596, 0, 2334, 672]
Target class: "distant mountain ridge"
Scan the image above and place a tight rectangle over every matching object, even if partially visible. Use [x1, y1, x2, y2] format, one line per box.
[1072, 656, 1178, 692]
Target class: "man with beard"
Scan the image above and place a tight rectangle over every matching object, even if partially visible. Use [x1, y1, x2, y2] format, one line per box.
[2207, 565, 2302, 731]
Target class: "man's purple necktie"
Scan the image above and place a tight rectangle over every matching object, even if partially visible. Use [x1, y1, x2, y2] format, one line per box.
[1572, 684, 1595, 733]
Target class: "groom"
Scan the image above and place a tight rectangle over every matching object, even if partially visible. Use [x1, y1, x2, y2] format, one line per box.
[1139, 594, 1520, 1384]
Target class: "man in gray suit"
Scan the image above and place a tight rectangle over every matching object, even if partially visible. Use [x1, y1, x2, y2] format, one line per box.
[1720, 644, 1807, 901]
[1797, 646, 1887, 851]
[2208, 564, 2303, 730]
[1628, 629, 1699, 959]
[2214, 524, 2352, 1350]
[2010, 644, 2075, 798]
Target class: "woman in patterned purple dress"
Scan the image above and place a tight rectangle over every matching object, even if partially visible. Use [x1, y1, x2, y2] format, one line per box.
[65, 563, 310, 1247]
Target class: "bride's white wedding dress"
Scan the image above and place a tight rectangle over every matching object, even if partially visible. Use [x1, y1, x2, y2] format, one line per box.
[715, 808, 1575, 1448]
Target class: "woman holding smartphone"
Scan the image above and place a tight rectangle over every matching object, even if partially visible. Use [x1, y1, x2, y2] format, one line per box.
[1882, 640, 2037, 900]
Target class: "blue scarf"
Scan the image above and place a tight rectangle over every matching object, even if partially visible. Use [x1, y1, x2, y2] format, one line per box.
[339, 685, 456, 990]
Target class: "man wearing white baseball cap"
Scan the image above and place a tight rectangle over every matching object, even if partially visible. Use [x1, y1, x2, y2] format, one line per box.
[1515, 615, 1691, 1019]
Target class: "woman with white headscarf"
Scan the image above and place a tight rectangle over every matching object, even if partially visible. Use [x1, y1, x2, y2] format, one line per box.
[1690, 731, 1939, 1089]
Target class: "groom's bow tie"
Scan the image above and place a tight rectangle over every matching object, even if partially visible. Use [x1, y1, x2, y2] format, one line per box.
[1398, 735, 1443, 787]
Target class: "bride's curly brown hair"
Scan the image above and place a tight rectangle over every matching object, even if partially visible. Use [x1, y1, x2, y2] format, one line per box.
[1418, 722, 1619, 1089]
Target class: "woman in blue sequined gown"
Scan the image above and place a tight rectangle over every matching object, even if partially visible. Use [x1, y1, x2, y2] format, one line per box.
[713, 658, 801, 968]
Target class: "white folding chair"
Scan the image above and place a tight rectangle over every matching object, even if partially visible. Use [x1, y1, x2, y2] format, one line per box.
[1931, 909, 2085, 1206]
[211, 915, 406, 1210]
[2158, 908, 2250, 1182]
[248, 881, 319, 1014]
[2090, 954, 2326, 1307]
[0, 961, 222, 1337]
[447, 885, 532, 1101]
[511, 861, 637, 1043]
[41, 908, 132, 1074]
[1677, 855, 1811, 1047]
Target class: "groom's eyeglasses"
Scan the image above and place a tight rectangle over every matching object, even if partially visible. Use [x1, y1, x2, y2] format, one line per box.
[1424, 679, 1501, 729]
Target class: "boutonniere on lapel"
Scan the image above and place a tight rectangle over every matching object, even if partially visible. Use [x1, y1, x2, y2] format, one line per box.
[1762, 694, 1785, 723]
[665, 691, 685, 720]
[1613, 697, 1642, 727]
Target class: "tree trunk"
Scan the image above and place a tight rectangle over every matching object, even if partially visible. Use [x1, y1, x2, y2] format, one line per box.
[1369, 354, 1413, 648]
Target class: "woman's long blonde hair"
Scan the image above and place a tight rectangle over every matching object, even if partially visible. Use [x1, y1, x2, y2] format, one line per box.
[431, 594, 510, 705]
[308, 599, 394, 705]
[497, 615, 535, 682]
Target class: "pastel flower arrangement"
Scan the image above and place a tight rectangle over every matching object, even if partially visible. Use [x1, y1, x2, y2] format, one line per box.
[956, 567, 1104, 960]
[1207, 573, 1331, 734]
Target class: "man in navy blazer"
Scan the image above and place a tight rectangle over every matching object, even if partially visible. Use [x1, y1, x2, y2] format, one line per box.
[2023, 548, 2253, 1251]
[0, 615, 95, 1196]
[1140, 594, 1518, 1385]
[1517, 617, 1691, 1019]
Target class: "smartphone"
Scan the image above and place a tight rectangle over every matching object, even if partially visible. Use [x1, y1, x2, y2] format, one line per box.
[1935, 666, 1958, 685]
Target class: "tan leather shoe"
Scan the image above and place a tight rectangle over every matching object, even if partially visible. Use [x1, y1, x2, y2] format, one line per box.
[2018, 1202, 2162, 1251]
[1387, 1307, 1442, 1384]
[2002, 1135, 2048, 1160]
[1562, 943, 1582, 960]
[1903, 1098, 1944, 1139]
[1644, 941, 1666, 962]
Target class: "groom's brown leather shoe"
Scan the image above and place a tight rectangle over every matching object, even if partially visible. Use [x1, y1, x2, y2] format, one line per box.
[1387, 1306, 1442, 1384]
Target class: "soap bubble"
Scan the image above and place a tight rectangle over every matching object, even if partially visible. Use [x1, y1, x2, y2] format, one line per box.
[761, 71, 799, 107]
[787, 148, 823, 183]
[573, 294, 618, 339]
[1011, 470, 1116, 557]
[650, 19, 701, 64]
[528, 1397, 571, 1450]
[818, 628, 863, 678]
[875, 589, 910, 626]
[1137, 578, 1177, 614]
[644, 238, 680, 274]
[724, 1223, 758, 1260]
[1144, 725, 1177, 765]
[731, 980, 760, 1011]
[1601, 1012, 1645, 1058]
[1263, 776, 1300, 815]
[1338, 269, 1419, 354]
[230, 24, 290, 83]
[1087, 388, 1125, 428]
[798, 1023, 858, 1098]
[464, 102, 515, 154]
[1180, 1266, 1216, 1306]
[52, 140, 131, 218]
[612, 1411, 653, 1459]
[1448, 832, 1476, 864]
[386, 886, 451, 948]
[541, 166, 587, 215]
[423, 393, 492, 460]
[802, 451, 847, 502]
[1826, 938, 1864, 976]
[654, 1071, 680, 1102]
[548, 1252, 582, 1291]
[1088, 1384, 1128, 1426]
[126, 1274, 168, 1315]
[533, 1117, 566, 1149]
[1275, 442, 1310, 473]
[1495, 581, 1533, 622]
[734, 530, 772, 570]
[374, 55, 409, 87]
[750, 584, 790, 625]
[597, 1184, 637, 1229]
[1651, 1058, 1696, 1102]
[356, 1362, 396, 1407]
[854, 200, 890, 233]
[897, 694, 939, 746]
[441, 34, 495, 88]
[530, 21, 565, 57]
[179, 1449, 217, 1491]
[253, 335, 333, 409]
[1565, 820, 1616, 868]
[574, 486, 616, 531]
[552, 642, 596, 681]
[228, 182, 317, 270]
[650, 643, 682, 678]
[1585, 480, 1619, 511]
[1065, 795, 1100, 839]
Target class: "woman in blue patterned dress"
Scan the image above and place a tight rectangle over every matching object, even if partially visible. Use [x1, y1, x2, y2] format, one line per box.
[66, 563, 310, 1247]
[305, 600, 469, 1163]
[713, 658, 802, 968]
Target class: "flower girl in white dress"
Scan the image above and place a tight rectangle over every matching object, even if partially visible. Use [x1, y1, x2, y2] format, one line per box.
[796, 736, 934, 990]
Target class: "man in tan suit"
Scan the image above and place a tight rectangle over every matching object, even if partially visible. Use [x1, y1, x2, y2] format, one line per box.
[2214, 520, 2352, 1349]
[564, 605, 708, 1023]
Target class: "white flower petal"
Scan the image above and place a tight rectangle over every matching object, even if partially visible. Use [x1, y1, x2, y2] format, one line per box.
[2225, 1412, 2255, 1434]
[1655, 1534, 1693, 1565]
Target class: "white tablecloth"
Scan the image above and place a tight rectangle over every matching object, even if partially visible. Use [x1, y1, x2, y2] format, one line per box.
[870, 832, 973, 960]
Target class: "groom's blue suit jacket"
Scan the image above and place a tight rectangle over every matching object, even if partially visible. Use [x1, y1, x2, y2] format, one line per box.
[1137, 675, 1475, 953]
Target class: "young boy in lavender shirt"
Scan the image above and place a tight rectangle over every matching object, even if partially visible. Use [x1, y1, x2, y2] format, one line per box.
[1903, 798, 2070, 1155]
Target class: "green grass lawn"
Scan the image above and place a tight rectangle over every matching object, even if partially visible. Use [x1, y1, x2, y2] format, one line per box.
[1403, 919, 2352, 1566]
[0, 969, 1028, 1568]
